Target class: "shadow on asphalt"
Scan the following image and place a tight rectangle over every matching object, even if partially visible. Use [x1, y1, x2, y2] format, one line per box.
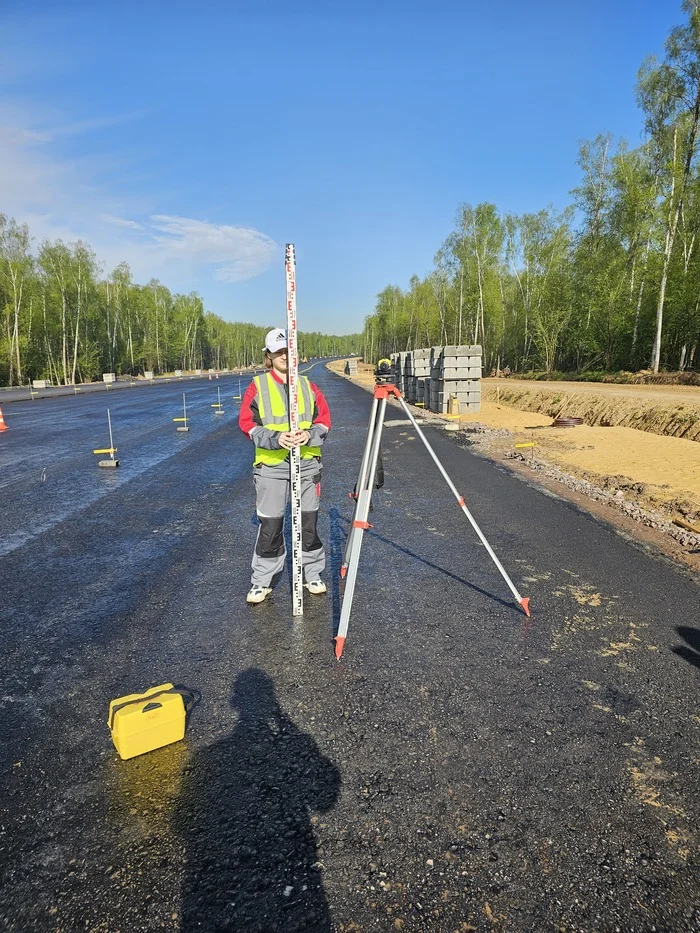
[328, 507, 516, 615]
[673, 626, 700, 671]
[328, 508, 346, 638]
[175, 669, 341, 932]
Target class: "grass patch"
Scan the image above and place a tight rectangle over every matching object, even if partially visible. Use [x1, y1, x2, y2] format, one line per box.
[514, 370, 700, 386]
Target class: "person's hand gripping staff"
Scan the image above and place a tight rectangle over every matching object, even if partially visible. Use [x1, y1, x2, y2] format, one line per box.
[278, 430, 311, 449]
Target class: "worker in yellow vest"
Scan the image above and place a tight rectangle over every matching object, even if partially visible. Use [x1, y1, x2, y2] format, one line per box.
[238, 328, 332, 604]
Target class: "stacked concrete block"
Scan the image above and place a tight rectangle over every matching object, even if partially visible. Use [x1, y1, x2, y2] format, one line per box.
[404, 348, 430, 404]
[428, 348, 444, 411]
[344, 358, 358, 375]
[402, 351, 414, 401]
[427, 345, 482, 413]
[390, 352, 404, 393]
[402, 353, 411, 395]
[415, 349, 431, 404]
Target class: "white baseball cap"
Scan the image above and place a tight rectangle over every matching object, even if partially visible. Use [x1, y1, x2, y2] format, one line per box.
[263, 328, 288, 353]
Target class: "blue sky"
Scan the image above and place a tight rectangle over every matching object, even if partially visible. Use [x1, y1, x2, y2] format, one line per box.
[0, 0, 684, 334]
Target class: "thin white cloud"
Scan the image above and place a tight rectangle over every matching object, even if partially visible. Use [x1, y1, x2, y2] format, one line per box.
[46, 112, 150, 139]
[100, 214, 146, 232]
[0, 106, 277, 289]
[149, 215, 277, 283]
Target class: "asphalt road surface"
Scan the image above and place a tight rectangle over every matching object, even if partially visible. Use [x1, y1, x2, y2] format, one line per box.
[0, 371, 257, 406]
[1, 364, 699, 932]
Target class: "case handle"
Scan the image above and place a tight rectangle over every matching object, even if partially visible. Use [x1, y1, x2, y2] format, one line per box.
[109, 686, 200, 729]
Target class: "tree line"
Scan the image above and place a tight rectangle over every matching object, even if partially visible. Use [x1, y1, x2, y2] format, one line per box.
[364, 1, 700, 375]
[0, 221, 361, 386]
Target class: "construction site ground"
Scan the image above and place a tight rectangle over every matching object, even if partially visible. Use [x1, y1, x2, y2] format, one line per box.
[4, 363, 700, 932]
[328, 363, 700, 575]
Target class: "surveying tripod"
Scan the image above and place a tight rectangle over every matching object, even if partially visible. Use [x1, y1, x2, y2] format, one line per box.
[334, 372, 531, 659]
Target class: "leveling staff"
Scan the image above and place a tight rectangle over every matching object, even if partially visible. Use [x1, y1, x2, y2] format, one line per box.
[239, 328, 331, 604]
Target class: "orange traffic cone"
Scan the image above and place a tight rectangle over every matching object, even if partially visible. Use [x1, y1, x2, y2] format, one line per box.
[0, 406, 8, 432]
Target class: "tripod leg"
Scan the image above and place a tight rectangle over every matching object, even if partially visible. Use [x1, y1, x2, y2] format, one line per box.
[335, 399, 388, 657]
[396, 394, 530, 617]
[341, 396, 380, 576]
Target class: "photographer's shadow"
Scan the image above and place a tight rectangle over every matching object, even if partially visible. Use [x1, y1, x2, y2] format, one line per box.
[672, 626, 700, 671]
[175, 669, 341, 932]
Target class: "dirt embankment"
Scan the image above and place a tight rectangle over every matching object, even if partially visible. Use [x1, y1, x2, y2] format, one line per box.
[482, 378, 700, 442]
[329, 362, 700, 571]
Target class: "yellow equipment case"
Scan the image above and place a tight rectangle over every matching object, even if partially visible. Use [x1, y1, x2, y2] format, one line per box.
[108, 682, 196, 760]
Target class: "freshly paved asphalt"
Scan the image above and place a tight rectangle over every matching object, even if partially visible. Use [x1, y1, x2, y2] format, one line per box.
[0, 371, 256, 405]
[1, 365, 699, 932]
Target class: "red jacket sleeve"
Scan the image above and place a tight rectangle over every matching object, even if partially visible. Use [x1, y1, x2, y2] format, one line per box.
[238, 380, 260, 439]
[310, 381, 331, 430]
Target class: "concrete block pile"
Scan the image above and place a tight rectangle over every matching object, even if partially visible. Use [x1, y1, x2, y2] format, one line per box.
[344, 358, 358, 376]
[403, 348, 430, 404]
[388, 346, 482, 414]
[427, 345, 482, 414]
[390, 352, 404, 393]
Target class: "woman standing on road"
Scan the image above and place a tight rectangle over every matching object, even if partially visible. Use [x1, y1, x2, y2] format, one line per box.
[238, 328, 332, 604]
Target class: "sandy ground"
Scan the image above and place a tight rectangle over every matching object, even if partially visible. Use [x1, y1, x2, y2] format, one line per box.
[328, 361, 700, 570]
[489, 376, 700, 403]
[457, 402, 700, 508]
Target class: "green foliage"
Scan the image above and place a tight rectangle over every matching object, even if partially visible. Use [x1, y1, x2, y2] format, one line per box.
[363, 5, 700, 377]
[0, 228, 361, 385]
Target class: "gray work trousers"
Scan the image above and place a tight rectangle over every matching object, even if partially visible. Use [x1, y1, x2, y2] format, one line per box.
[251, 460, 325, 587]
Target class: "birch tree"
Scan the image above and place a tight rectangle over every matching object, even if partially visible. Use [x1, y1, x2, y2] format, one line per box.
[638, 0, 700, 372]
[0, 214, 32, 385]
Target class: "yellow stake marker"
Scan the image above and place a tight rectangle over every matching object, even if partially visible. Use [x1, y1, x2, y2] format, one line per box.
[175, 393, 190, 431]
[515, 439, 536, 463]
[212, 386, 224, 413]
[93, 410, 119, 466]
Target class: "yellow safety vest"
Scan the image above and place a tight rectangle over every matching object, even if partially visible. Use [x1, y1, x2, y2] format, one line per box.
[253, 373, 322, 466]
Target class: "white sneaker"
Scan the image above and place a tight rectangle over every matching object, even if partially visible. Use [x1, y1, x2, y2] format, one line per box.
[305, 580, 327, 595]
[247, 585, 272, 604]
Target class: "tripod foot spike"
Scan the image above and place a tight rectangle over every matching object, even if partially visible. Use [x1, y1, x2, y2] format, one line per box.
[334, 636, 346, 659]
[519, 597, 531, 617]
